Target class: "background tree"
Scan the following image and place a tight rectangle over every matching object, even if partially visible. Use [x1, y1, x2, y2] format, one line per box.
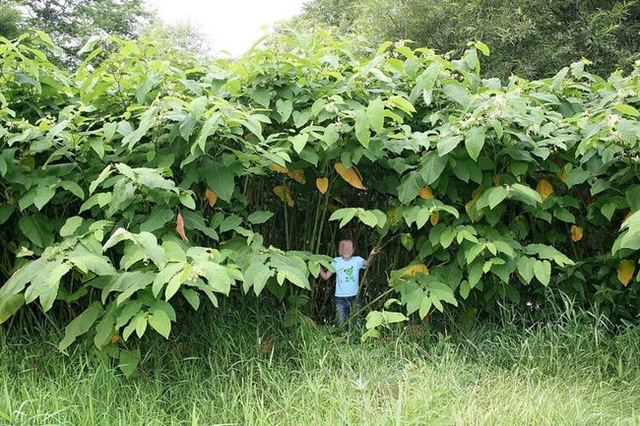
[137, 21, 213, 60]
[291, 0, 640, 79]
[0, 2, 22, 39]
[14, 0, 153, 63]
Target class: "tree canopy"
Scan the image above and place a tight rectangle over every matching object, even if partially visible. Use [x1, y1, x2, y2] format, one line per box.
[291, 0, 640, 80]
[1, 0, 153, 63]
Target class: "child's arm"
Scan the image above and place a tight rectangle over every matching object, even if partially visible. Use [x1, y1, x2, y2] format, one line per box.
[320, 267, 333, 281]
[362, 248, 379, 267]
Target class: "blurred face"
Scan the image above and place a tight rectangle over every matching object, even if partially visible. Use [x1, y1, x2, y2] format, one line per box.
[338, 240, 354, 258]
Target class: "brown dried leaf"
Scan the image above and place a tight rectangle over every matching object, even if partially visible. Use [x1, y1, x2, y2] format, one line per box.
[570, 225, 583, 242]
[176, 211, 189, 242]
[334, 163, 365, 190]
[316, 177, 329, 195]
[273, 186, 294, 207]
[269, 164, 289, 174]
[263, 333, 275, 353]
[288, 169, 306, 184]
[419, 186, 434, 200]
[536, 179, 554, 202]
[205, 189, 217, 207]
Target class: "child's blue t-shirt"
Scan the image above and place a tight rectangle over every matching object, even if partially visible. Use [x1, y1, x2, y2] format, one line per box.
[331, 256, 366, 297]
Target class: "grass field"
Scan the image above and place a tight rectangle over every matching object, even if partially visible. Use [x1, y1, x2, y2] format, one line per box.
[1, 302, 639, 425]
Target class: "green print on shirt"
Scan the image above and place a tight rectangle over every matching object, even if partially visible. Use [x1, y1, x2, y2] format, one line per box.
[344, 266, 355, 282]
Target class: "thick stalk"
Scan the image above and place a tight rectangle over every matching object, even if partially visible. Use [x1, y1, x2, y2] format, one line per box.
[284, 200, 290, 251]
[309, 192, 323, 252]
[314, 180, 332, 254]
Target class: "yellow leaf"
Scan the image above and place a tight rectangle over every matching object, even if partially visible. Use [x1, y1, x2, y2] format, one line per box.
[387, 209, 397, 225]
[205, 189, 217, 207]
[334, 163, 366, 190]
[559, 168, 569, 184]
[20, 155, 35, 169]
[570, 225, 583, 242]
[465, 188, 484, 222]
[273, 186, 294, 207]
[401, 264, 429, 278]
[536, 179, 554, 202]
[316, 177, 329, 195]
[269, 164, 289, 174]
[288, 169, 306, 184]
[419, 186, 434, 199]
[493, 174, 502, 187]
[430, 211, 439, 226]
[617, 260, 635, 287]
[400, 233, 414, 250]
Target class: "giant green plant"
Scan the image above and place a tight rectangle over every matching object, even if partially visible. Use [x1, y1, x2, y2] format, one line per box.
[0, 30, 639, 373]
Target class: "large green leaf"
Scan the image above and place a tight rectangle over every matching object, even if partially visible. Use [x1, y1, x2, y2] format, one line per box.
[276, 99, 293, 122]
[204, 163, 235, 201]
[19, 214, 54, 248]
[67, 245, 116, 276]
[24, 259, 71, 312]
[101, 272, 155, 303]
[118, 349, 141, 378]
[533, 260, 551, 286]
[59, 302, 103, 350]
[409, 61, 441, 103]
[122, 106, 159, 149]
[397, 172, 423, 204]
[442, 84, 469, 108]
[355, 109, 370, 147]
[367, 98, 385, 134]
[420, 152, 447, 185]
[626, 185, 640, 211]
[329, 208, 357, 228]
[244, 258, 273, 295]
[509, 184, 542, 206]
[0, 204, 15, 225]
[60, 216, 83, 237]
[199, 262, 234, 294]
[248, 211, 274, 224]
[0, 294, 25, 324]
[524, 244, 573, 267]
[148, 309, 172, 339]
[140, 207, 174, 233]
[465, 127, 485, 161]
[477, 187, 508, 210]
[437, 135, 463, 157]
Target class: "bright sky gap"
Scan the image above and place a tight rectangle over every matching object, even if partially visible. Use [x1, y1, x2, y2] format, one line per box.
[144, 0, 308, 56]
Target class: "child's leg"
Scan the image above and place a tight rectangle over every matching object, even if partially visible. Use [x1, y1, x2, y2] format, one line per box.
[335, 297, 349, 326]
[335, 296, 356, 328]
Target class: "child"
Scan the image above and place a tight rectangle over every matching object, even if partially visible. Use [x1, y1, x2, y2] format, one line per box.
[320, 239, 377, 327]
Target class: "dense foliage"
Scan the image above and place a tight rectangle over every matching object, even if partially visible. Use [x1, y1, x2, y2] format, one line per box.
[0, 31, 639, 373]
[292, 0, 640, 80]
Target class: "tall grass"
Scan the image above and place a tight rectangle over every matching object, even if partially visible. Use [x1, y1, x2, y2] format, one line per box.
[1, 300, 639, 425]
